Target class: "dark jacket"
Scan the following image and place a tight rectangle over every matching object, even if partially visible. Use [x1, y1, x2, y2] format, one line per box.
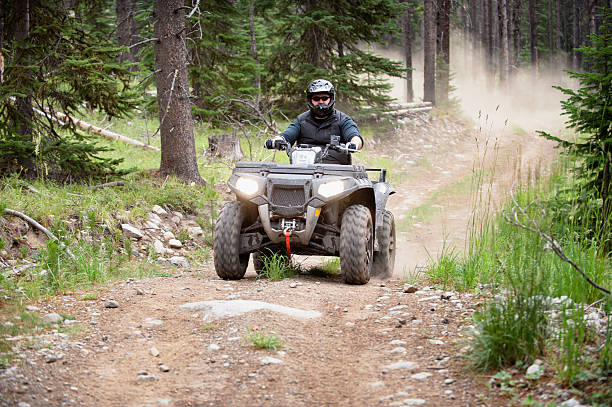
[280, 110, 363, 165]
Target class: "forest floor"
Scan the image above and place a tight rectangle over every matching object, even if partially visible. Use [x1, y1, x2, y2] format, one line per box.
[0, 112, 560, 407]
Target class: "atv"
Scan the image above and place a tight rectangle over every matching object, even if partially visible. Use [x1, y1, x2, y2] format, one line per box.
[213, 136, 396, 284]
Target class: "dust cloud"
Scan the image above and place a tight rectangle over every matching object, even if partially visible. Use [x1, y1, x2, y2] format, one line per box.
[370, 34, 572, 134]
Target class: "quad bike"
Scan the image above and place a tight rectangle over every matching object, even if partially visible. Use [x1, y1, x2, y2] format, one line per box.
[213, 136, 396, 284]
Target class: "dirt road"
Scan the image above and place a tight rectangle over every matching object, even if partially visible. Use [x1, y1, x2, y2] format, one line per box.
[0, 118, 556, 407]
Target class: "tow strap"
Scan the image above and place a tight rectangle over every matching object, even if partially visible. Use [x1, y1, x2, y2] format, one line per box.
[285, 231, 292, 259]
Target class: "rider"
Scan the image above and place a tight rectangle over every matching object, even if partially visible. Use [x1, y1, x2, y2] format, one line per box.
[265, 79, 363, 165]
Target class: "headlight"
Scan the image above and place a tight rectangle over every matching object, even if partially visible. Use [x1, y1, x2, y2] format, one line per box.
[318, 180, 345, 198]
[235, 177, 259, 196]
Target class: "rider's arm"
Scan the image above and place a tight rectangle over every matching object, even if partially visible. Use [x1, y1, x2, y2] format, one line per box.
[279, 119, 301, 146]
[340, 116, 363, 149]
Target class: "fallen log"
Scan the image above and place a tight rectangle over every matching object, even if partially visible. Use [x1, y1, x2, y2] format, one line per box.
[8, 96, 160, 151]
[52, 111, 160, 151]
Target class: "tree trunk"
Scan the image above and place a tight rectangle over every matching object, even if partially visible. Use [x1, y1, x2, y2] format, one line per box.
[208, 134, 243, 161]
[573, 0, 580, 70]
[436, 0, 450, 104]
[154, 0, 203, 184]
[555, 0, 562, 66]
[528, 0, 538, 74]
[548, 0, 554, 67]
[499, 0, 510, 83]
[401, 0, 414, 102]
[14, 0, 35, 174]
[116, 0, 139, 70]
[483, 0, 491, 75]
[423, 0, 436, 104]
[469, 0, 480, 76]
[512, 0, 522, 75]
[249, 1, 261, 94]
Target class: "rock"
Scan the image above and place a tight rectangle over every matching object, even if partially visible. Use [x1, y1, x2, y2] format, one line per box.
[144, 318, 164, 327]
[159, 365, 170, 372]
[151, 205, 167, 216]
[526, 362, 544, 379]
[180, 299, 322, 320]
[390, 339, 407, 346]
[153, 240, 165, 255]
[135, 287, 145, 295]
[105, 300, 119, 309]
[157, 399, 172, 406]
[45, 353, 64, 363]
[144, 221, 160, 230]
[168, 239, 183, 248]
[121, 224, 143, 240]
[17, 402, 31, 407]
[260, 357, 283, 365]
[137, 375, 157, 382]
[444, 378, 455, 385]
[163, 231, 175, 242]
[148, 213, 163, 225]
[25, 305, 39, 312]
[403, 399, 426, 406]
[411, 372, 432, 380]
[403, 284, 418, 293]
[390, 347, 407, 354]
[42, 313, 63, 324]
[560, 398, 586, 407]
[208, 344, 220, 351]
[150, 346, 160, 357]
[188, 226, 203, 238]
[167, 256, 190, 268]
[385, 361, 417, 371]
[171, 215, 181, 225]
[289, 282, 298, 288]
[429, 339, 444, 345]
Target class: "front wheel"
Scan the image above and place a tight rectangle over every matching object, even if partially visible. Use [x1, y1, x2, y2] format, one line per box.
[372, 210, 396, 278]
[213, 201, 249, 280]
[339, 204, 373, 285]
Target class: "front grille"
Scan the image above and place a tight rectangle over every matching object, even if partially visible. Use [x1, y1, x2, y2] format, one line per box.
[270, 186, 305, 207]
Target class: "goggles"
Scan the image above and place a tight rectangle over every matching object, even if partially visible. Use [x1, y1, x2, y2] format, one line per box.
[311, 95, 330, 102]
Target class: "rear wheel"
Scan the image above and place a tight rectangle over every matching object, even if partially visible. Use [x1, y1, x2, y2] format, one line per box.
[213, 201, 249, 280]
[372, 210, 396, 278]
[339, 204, 373, 285]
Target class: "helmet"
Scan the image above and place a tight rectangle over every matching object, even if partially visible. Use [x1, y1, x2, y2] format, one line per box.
[306, 79, 335, 117]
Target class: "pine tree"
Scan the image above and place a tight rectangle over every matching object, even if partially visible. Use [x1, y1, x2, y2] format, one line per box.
[187, 0, 260, 122]
[262, 0, 406, 112]
[0, 0, 139, 182]
[540, 7, 612, 244]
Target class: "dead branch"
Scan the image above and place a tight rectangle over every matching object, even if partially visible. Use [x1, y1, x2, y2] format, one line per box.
[129, 37, 159, 49]
[88, 181, 125, 190]
[151, 69, 178, 139]
[502, 186, 611, 296]
[3, 209, 76, 261]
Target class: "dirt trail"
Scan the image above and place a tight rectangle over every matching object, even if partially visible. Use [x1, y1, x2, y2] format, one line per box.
[0, 120, 557, 407]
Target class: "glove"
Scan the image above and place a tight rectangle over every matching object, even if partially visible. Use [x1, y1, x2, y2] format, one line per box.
[347, 142, 359, 151]
[265, 138, 285, 150]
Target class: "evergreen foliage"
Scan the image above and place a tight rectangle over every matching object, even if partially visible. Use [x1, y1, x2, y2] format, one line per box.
[540, 7, 612, 247]
[187, 0, 260, 122]
[0, 0, 140, 182]
[261, 0, 407, 113]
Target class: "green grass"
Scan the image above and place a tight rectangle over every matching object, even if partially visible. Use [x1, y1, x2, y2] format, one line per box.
[244, 327, 283, 351]
[257, 251, 301, 281]
[308, 257, 342, 276]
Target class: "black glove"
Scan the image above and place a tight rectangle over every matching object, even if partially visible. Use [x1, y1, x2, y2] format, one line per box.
[347, 142, 358, 151]
[265, 138, 284, 150]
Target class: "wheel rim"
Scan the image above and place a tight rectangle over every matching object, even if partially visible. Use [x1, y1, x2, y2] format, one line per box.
[365, 219, 373, 268]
